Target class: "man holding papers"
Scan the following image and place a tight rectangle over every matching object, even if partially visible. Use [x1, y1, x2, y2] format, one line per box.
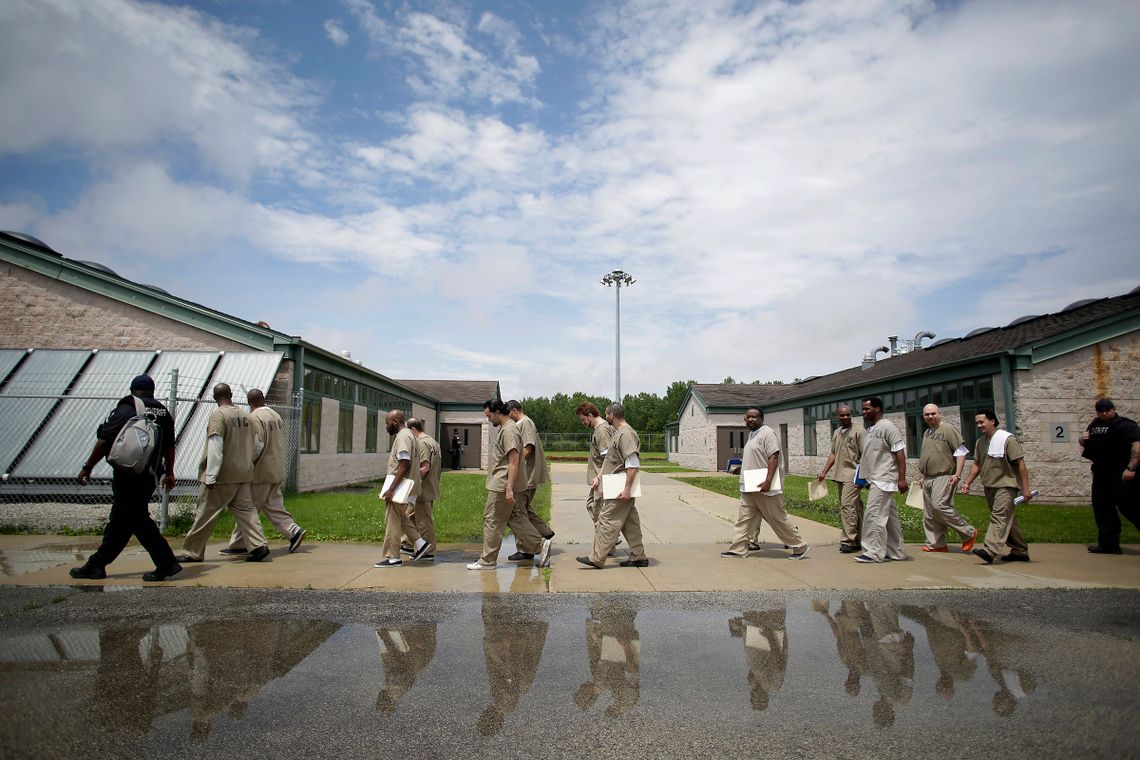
[577, 403, 650, 568]
[721, 407, 809, 559]
[468, 400, 550, 569]
[817, 404, 865, 553]
[960, 409, 1033, 564]
[576, 401, 613, 525]
[917, 404, 978, 553]
[374, 410, 430, 568]
[854, 397, 909, 564]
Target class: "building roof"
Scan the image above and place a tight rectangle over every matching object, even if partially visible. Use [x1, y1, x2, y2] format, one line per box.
[774, 290, 1140, 406]
[687, 383, 797, 413]
[398, 379, 501, 405]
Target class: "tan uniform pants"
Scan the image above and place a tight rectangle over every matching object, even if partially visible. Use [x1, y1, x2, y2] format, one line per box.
[511, 487, 553, 541]
[182, 482, 267, 560]
[729, 492, 806, 554]
[861, 486, 907, 562]
[834, 480, 865, 548]
[382, 499, 421, 560]
[590, 498, 647, 566]
[585, 486, 601, 523]
[983, 487, 1028, 557]
[411, 498, 435, 553]
[476, 490, 544, 566]
[922, 475, 974, 548]
[227, 481, 299, 549]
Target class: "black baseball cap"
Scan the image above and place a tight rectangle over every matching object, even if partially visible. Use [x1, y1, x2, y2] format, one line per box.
[130, 374, 156, 392]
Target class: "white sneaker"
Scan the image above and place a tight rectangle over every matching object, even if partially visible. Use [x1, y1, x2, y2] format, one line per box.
[374, 558, 402, 568]
[535, 538, 552, 567]
[466, 561, 496, 570]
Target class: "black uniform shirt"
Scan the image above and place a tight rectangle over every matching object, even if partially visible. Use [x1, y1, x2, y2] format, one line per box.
[1082, 414, 1140, 473]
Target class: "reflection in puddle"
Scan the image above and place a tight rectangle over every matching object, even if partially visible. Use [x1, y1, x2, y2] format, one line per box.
[0, 597, 1064, 754]
[0, 542, 99, 577]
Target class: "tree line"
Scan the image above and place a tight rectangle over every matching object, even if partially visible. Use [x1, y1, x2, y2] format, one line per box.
[517, 380, 695, 435]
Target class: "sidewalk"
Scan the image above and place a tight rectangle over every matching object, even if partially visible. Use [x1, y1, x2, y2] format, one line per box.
[1, 463, 1137, 593]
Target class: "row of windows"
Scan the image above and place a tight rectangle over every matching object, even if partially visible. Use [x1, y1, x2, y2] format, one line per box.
[803, 376, 998, 457]
[300, 400, 390, 455]
[303, 367, 413, 414]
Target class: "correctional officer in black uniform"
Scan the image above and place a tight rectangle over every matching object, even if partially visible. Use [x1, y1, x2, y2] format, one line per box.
[71, 374, 182, 581]
[1080, 398, 1140, 554]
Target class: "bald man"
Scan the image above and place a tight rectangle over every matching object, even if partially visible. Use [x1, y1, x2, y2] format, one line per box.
[178, 383, 270, 563]
[375, 410, 430, 568]
[918, 404, 977, 553]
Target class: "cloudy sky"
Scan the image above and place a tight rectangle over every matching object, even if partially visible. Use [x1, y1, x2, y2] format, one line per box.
[1, 0, 1137, 398]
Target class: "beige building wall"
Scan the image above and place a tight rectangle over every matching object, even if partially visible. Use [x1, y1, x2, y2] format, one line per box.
[674, 396, 746, 470]
[298, 398, 385, 491]
[412, 402, 437, 439]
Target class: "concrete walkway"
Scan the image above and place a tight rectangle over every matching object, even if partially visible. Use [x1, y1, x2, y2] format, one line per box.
[1, 462, 1138, 593]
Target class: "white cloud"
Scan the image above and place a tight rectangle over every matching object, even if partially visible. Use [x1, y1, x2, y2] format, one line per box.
[324, 19, 349, 47]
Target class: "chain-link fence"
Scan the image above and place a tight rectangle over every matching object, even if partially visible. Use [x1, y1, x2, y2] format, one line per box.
[0, 367, 300, 534]
[540, 431, 667, 452]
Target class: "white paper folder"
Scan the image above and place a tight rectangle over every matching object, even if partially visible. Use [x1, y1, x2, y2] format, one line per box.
[808, 479, 829, 501]
[743, 468, 781, 493]
[904, 486, 924, 509]
[602, 472, 642, 499]
[379, 474, 414, 504]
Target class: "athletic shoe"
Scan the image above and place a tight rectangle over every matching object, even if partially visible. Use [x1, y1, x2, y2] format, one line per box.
[466, 561, 495, 570]
[838, 544, 858, 554]
[219, 547, 248, 556]
[854, 554, 879, 563]
[790, 545, 811, 559]
[410, 542, 432, 562]
[972, 547, 994, 564]
[619, 558, 649, 567]
[246, 545, 271, 562]
[1088, 545, 1123, 554]
[69, 564, 106, 579]
[576, 556, 603, 569]
[508, 552, 535, 561]
[747, 541, 762, 551]
[375, 558, 403, 568]
[922, 545, 949, 553]
[175, 554, 203, 563]
[399, 545, 415, 556]
[1000, 553, 1030, 562]
[289, 528, 306, 553]
[143, 563, 182, 582]
[535, 538, 552, 567]
[720, 551, 744, 558]
[961, 529, 978, 553]
[614, 536, 623, 548]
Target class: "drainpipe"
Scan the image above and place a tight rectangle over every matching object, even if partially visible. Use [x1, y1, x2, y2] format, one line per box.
[1000, 354, 1017, 435]
[290, 343, 305, 491]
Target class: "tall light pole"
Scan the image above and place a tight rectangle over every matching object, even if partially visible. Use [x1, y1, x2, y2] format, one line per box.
[600, 269, 635, 402]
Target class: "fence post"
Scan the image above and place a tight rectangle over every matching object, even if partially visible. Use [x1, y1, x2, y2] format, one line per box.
[159, 368, 178, 531]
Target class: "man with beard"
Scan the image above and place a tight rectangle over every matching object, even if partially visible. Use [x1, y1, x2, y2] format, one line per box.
[817, 404, 865, 553]
[374, 410, 430, 568]
[854, 396, 909, 564]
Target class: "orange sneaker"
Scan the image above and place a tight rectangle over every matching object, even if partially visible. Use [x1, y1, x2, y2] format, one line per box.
[921, 545, 949, 553]
[961, 529, 978, 553]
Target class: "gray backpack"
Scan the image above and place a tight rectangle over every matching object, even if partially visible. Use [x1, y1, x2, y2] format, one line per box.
[106, 396, 161, 474]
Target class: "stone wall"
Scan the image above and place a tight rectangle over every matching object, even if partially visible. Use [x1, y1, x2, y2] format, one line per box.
[440, 411, 491, 470]
[297, 398, 385, 491]
[0, 263, 250, 353]
[674, 396, 746, 470]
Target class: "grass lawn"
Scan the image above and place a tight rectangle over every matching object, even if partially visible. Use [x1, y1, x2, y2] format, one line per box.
[165, 472, 550, 544]
[674, 473, 1140, 545]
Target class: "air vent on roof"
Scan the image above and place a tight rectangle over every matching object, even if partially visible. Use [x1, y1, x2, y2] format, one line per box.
[140, 284, 170, 295]
[928, 337, 955, 347]
[1006, 314, 1040, 327]
[76, 260, 120, 277]
[964, 327, 995, 338]
[796, 375, 821, 384]
[2, 231, 60, 255]
[1063, 298, 1098, 311]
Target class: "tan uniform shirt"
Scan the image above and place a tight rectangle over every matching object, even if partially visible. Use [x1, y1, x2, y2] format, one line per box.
[828, 425, 864, 483]
[516, 415, 549, 490]
[486, 419, 523, 493]
[387, 427, 421, 501]
[600, 424, 640, 478]
[200, 406, 255, 484]
[919, 423, 964, 478]
[741, 425, 782, 496]
[975, 434, 1024, 488]
[417, 434, 442, 501]
[588, 422, 614, 483]
[861, 418, 905, 487]
[250, 406, 285, 484]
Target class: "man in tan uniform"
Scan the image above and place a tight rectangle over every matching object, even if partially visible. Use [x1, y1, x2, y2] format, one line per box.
[220, 388, 306, 556]
[506, 400, 555, 565]
[406, 417, 440, 559]
[854, 396, 909, 564]
[374, 410, 430, 567]
[577, 402, 649, 569]
[576, 401, 613, 525]
[961, 409, 1033, 563]
[817, 404, 865, 553]
[178, 383, 270, 563]
[468, 400, 550, 569]
[918, 404, 977, 553]
[722, 407, 809, 559]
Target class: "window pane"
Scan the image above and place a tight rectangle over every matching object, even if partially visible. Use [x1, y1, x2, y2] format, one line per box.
[979, 378, 994, 400]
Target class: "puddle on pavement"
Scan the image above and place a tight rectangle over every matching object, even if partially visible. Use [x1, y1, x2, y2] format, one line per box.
[0, 541, 100, 577]
[0, 596, 1076, 754]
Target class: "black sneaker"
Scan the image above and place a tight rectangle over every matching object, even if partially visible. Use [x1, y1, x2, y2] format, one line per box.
[619, 558, 649, 567]
[219, 547, 248, 556]
[747, 541, 762, 551]
[1088, 545, 1123, 555]
[399, 545, 415, 556]
[246, 545, 271, 562]
[374, 558, 402, 568]
[508, 552, 535, 561]
[69, 564, 106, 580]
[143, 563, 182, 582]
[838, 544, 858, 554]
[175, 554, 203, 563]
[576, 556, 602, 569]
[972, 547, 994, 564]
[1000, 553, 1030, 562]
[289, 528, 307, 553]
[410, 542, 432, 562]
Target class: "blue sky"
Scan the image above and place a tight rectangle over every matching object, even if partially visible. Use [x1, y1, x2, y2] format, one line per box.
[2, 0, 1137, 398]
